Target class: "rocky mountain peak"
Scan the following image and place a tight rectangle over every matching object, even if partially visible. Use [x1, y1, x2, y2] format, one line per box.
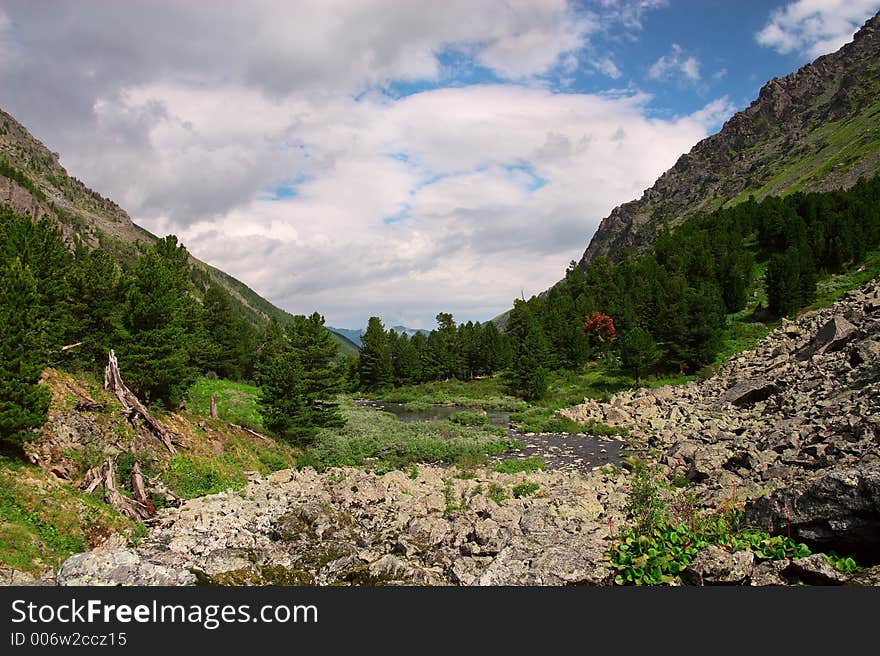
[578, 10, 880, 269]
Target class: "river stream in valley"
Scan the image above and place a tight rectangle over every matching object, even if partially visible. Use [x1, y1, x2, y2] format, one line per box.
[355, 399, 624, 473]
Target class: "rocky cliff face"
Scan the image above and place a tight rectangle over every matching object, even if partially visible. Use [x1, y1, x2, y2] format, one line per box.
[579, 11, 880, 268]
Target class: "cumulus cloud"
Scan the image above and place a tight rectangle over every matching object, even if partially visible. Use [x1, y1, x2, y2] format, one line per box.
[647, 44, 701, 82]
[756, 0, 880, 59]
[0, 0, 726, 327]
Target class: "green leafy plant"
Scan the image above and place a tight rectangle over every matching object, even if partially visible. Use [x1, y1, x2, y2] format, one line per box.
[512, 482, 540, 498]
[492, 456, 544, 474]
[487, 483, 508, 505]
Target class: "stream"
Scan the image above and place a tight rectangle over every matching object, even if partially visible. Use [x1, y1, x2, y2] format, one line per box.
[356, 399, 624, 473]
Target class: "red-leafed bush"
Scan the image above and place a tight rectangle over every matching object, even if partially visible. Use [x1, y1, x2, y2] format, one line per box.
[583, 312, 616, 343]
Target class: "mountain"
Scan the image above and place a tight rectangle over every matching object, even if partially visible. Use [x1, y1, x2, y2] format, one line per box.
[328, 324, 430, 348]
[0, 107, 357, 357]
[578, 11, 880, 269]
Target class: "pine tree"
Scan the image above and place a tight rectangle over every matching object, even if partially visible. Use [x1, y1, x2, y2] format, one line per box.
[63, 248, 122, 372]
[504, 300, 549, 400]
[359, 317, 393, 390]
[285, 313, 344, 431]
[619, 327, 659, 383]
[254, 317, 286, 386]
[117, 243, 197, 408]
[0, 258, 51, 444]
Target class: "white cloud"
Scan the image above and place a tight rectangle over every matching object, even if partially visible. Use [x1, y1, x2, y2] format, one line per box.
[647, 44, 700, 82]
[593, 56, 623, 78]
[756, 0, 880, 58]
[0, 0, 727, 327]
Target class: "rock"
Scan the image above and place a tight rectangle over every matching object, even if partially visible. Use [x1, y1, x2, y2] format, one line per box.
[750, 559, 789, 586]
[847, 565, 880, 586]
[58, 549, 195, 586]
[798, 316, 858, 360]
[787, 555, 847, 585]
[717, 378, 778, 407]
[849, 338, 880, 368]
[744, 462, 880, 561]
[682, 546, 754, 585]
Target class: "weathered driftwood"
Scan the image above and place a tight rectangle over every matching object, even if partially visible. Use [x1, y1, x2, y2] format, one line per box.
[231, 423, 269, 440]
[130, 461, 156, 515]
[210, 393, 218, 419]
[81, 457, 152, 521]
[104, 349, 176, 453]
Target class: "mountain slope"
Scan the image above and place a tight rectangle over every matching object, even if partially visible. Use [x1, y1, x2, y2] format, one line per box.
[0, 107, 357, 357]
[579, 11, 880, 268]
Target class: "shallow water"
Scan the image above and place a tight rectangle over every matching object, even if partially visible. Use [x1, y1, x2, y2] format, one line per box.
[357, 399, 624, 472]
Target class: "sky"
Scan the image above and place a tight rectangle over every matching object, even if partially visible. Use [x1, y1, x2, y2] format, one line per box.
[1, 0, 878, 329]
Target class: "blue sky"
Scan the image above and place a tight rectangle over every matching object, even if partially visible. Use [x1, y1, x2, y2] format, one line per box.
[1, 0, 878, 328]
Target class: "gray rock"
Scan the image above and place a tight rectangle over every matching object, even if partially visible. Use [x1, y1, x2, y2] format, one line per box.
[798, 316, 858, 360]
[744, 462, 880, 561]
[847, 565, 880, 586]
[788, 554, 847, 585]
[750, 559, 790, 586]
[717, 378, 778, 407]
[682, 546, 754, 585]
[58, 549, 195, 586]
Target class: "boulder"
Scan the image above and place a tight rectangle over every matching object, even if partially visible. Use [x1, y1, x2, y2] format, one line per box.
[744, 462, 880, 561]
[57, 549, 195, 586]
[749, 559, 789, 586]
[787, 554, 847, 585]
[798, 316, 858, 360]
[847, 565, 880, 586]
[717, 378, 778, 407]
[682, 545, 754, 585]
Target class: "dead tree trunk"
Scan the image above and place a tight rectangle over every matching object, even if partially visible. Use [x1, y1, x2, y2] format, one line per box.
[82, 458, 152, 521]
[210, 393, 218, 419]
[130, 461, 156, 515]
[104, 350, 176, 453]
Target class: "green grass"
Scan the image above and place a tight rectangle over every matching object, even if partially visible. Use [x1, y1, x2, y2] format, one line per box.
[163, 454, 247, 499]
[512, 482, 540, 498]
[492, 456, 545, 474]
[448, 410, 491, 427]
[373, 377, 522, 410]
[0, 457, 141, 576]
[808, 249, 880, 311]
[298, 401, 519, 471]
[508, 406, 628, 436]
[186, 377, 264, 430]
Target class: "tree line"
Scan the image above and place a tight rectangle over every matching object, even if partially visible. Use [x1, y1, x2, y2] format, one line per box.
[357, 313, 511, 391]
[0, 207, 344, 447]
[501, 173, 880, 396]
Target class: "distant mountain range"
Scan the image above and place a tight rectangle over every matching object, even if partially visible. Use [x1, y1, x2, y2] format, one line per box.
[328, 325, 430, 348]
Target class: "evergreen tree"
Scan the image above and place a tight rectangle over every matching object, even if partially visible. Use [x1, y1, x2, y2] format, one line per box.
[0, 258, 51, 444]
[254, 317, 285, 386]
[619, 327, 659, 383]
[117, 242, 198, 408]
[259, 350, 310, 443]
[63, 248, 121, 371]
[504, 300, 549, 401]
[358, 317, 393, 390]
[259, 312, 344, 445]
[201, 285, 254, 380]
[286, 312, 344, 431]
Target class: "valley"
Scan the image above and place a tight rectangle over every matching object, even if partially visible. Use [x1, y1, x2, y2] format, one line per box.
[2, 8, 880, 589]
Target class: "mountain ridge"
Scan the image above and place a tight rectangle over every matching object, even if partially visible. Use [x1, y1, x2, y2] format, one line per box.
[578, 11, 880, 269]
[0, 107, 357, 356]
